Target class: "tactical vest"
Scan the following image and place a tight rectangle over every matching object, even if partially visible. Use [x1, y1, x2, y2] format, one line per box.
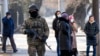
[26, 17, 44, 37]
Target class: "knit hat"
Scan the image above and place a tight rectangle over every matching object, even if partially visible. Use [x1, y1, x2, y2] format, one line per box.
[61, 12, 68, 19]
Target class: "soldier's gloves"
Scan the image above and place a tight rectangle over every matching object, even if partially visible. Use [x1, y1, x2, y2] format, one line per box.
[40, 35, 47, 43]
[24, 29, 35, 35]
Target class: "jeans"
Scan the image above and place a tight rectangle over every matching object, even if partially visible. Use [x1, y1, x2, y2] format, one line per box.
[86, 45, 96, 56]
[56, 37, 60, 56]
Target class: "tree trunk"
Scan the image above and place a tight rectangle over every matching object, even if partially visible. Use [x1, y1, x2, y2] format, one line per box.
[93, 0, 100, 56]
[93, 0, 99, 24]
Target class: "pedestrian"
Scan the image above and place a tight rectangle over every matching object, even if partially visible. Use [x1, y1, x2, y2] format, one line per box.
[84, 15, 99, 56]
[22, 5, 49, 56]
[69, 15, 78, 56]
[59, 12, 72, 56]
[52, 11, 61, 56]
[2, 12, 17, 53]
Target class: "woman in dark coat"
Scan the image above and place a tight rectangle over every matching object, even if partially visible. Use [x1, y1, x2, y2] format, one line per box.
[84, 15, 99, 56]
[59, 12, 72, 56]
[52, 11, 61, 56]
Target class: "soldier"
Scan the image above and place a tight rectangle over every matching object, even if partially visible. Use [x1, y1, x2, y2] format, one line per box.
[22, 5, 49, 56]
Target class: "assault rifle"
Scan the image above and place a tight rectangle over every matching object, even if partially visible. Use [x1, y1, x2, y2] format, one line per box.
[32, 29, 52, 51]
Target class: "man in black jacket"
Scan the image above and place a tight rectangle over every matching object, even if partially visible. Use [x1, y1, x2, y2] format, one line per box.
[84, 15, 99, 56]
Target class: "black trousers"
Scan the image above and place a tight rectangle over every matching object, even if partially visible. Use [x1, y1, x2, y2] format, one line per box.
[2, 35, 17, 51]
[71, 48, 78, 56]
[60, 50, 72, 56]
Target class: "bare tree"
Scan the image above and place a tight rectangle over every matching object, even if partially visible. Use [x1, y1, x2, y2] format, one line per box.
[66, 0, 90, 29]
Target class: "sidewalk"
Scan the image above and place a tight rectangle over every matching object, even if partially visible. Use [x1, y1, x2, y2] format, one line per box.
[0, 33, 57, 56]
[0, 29, 93, 56]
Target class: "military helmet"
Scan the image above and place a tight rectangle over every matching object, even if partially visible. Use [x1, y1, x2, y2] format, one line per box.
[29, 4, 38, 11]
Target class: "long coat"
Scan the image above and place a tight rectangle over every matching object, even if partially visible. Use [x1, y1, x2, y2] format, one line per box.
[84, 22, 99, 45]
[59, 18, 72, 51]
[2, 17, 14, 36]
[71, 22, 78, 49]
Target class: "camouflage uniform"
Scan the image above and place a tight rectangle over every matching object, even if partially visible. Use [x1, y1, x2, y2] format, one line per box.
[22, 16, 49, 56]
[22, 4, 49, 56]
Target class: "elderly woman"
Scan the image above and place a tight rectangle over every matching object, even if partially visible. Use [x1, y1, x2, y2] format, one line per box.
[59, 12, 72, 56]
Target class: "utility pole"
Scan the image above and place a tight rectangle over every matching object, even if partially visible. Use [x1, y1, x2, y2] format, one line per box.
[60, 0, 65, 12]
[58, 0, 60, 10]
[2, 0, 8, 33]
[3, 0, 8, 16]
[3, 0, 9, 45]
[0, 0, 8, 34]
[93, 0, 100, 56]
